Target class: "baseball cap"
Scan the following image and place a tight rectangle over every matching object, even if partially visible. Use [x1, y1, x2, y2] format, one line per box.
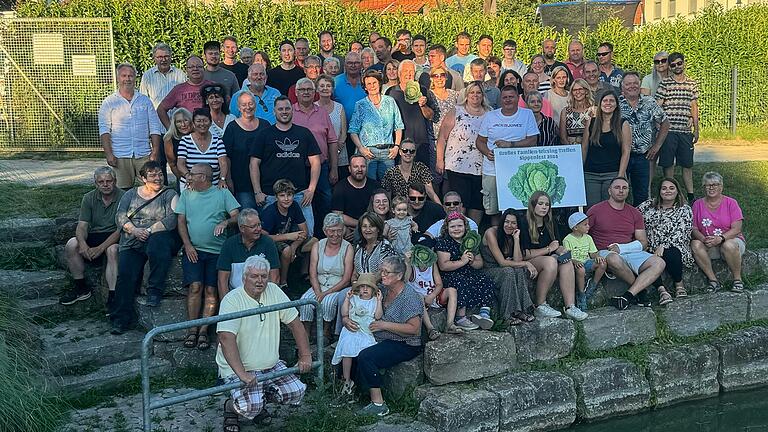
[568, 211, 589, 229]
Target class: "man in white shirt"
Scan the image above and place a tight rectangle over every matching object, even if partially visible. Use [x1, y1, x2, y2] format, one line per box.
[426, 191, 479, 237]
[139, 43, 187, 109]
[476, 85, 539, 225]
[99, 63, 163, 189]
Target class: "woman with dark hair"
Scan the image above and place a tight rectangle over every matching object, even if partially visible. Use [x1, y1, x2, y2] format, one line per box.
[201, 84, 234, 138]
[176, 108, 229, 190]
[367, 189, 392, 220]
[581, 91, 631, 207]
[382, 59, 400, 94]
[637, 177, 693, 304]
[497, 69, 523, 95]
[519, 191, 585, 321]
[253, 50, 272, 70]
[481, 209, 537, 324]
[381, 139, 440, 204]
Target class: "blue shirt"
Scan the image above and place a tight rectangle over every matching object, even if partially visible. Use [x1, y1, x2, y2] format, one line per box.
[229, 85, 280, 124]
[334, 73, 366, 123]
[445, 54, 477, 75]
[261, 200, 306, 235]
[348, 95, 404, 148]
[599, 66, 624, 90]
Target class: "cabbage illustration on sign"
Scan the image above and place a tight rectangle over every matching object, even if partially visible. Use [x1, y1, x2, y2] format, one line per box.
[507, 160, 567, 204]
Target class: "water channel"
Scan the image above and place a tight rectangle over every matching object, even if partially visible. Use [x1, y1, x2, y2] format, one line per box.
[568, 387, 768, 431]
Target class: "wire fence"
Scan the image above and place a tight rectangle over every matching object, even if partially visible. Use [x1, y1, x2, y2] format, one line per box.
[695, 65, 768, 134]
[0, 17, 115, 152]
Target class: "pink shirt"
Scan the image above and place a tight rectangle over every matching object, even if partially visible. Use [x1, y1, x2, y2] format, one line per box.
[158, 80, 215, 115]
[519, 97, 554, 118]
[292, 103, 338, 163]
[587, 200, 645, 251]
[692, 196, 745, 241]
[565, 61, 585, 81]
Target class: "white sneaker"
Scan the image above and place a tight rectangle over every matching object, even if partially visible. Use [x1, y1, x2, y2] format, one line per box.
[564, 305, 588, 321]
[534, 303, 562, 318]
[455, 316, 480, 330]
[470, 314, 494, 330]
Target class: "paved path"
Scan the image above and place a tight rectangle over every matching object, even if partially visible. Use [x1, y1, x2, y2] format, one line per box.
[0, 142, 765, 186]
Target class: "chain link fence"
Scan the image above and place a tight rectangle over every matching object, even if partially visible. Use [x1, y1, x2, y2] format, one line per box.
[695, 65, 768, 135]
[0, 17, 115, 151]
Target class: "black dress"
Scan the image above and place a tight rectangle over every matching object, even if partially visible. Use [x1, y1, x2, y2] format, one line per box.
[436, 236, 497, 308]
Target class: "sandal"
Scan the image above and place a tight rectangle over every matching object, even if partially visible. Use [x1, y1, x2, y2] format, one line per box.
[197, 333, 210, 351]
[513, 312, 535, 323]
[223, 398, 240, 432]
[705, 280, 720, 294]
[507, 316, 525, 326]
[445, 324, 463, 334]
[676, 285, 689, 298]
[658, 287, 673, 306]
[428, 328, 441, 340]
[732, 280, 745, 293]
[184, 330, 198, 348]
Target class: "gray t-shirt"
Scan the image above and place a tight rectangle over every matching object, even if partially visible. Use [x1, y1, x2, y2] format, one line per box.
[116, 188, 177, 251]
[375, 285, 423, 346]
[204, 68, 240, 99]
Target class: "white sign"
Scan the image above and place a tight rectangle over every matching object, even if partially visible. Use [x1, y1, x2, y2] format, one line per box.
[72, 55, 97, 76]
[32, 33, 64, 65]
[494, 145, 586, 210]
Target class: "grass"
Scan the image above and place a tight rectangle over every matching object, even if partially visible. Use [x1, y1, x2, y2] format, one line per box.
[699, 124, 768, 142]
[0, 182, 91, 219]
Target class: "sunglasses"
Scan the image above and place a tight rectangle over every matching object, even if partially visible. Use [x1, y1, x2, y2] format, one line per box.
[408, 196, 426, 202]
[400, 148, 416, 154]
[255, 96, 268, 111]
[653, 58, 668, 64]
[445, 201, 461, 207]
[670, 61, 684, 67]
[431, 73, 446, 78]
[596, 52, 610, 57]
[203, 85, 223, 93]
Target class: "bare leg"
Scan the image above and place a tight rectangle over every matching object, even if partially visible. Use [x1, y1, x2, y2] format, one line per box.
[575, 265, 586, 293]
[65, 237, 85, 279]
[467, 209, 484, 226]
[489, 214, 501, 227]
[592, 260, 607, 285]
[105, 244, 119, 292]
[606, 253, 636, 285]
[529, 255, 557, 305]
[663, 166, 675, 180]
[721, 239, 743, 280]
[370, 388, 384, 404]
[279, 246, 293, 285]
[682, 167, 694, 195]
[443, 288, 458, 324]
[422, 306, 434, 331]
[691, 239, 718, 281]
[186, 282, 203, 334]
[628, 256, 665, 295]
[558, 262, 576, 306]
[342, 357, 353, 381]
[198, 285, 218, 335]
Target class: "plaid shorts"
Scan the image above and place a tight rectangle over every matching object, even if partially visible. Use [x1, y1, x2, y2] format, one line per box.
[224, 360, 306, 419]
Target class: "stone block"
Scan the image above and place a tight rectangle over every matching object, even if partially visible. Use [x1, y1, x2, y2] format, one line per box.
[418, 385, 499, 432]
[480, 371, 576, 432]
[20, 295, 99, 318]
[510, 318, 575, 363]
[712, 326, 768, 391]
[581, 307, 656, 352]
[661, 292, 748, 337]
[570, 357, 650, 420]
[52, 216, 78, 245]
[40, 318, 144, 373]
[382, 354, 424, 399]
[0, 217, 55, 242]
[153, 340, 218, 369]
[423, 331, 516, 385]
[361, 422, 436, 432]
[647, 344, 720, 407]
[426, 308, 447, 333]
[754, 248, 768, 270]
[682, 250, 759, 295]
[747, 288, 768, 321]
[136, 296, 188, 342]
[0, 269, 68, 300]
[56, 357, 171, 394]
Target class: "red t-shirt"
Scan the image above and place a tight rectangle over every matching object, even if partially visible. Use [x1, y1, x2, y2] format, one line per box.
[587, 200, 645, 250]
[158, 80, 215, 114]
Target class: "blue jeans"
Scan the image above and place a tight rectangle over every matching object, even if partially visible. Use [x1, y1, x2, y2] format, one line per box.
[627, 152, 651, 205]
[235, 191, 258, 210]
[366, 158, 394, 181]
[263, 191, 315, 236]
[312, 162, 332, 238]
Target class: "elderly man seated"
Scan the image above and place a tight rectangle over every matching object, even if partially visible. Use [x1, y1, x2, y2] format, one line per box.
[217, 255, 313, 430]
[59, 167, 124, 307]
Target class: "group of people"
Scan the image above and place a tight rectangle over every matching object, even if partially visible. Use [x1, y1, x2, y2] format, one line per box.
[75, 30, 744, 431]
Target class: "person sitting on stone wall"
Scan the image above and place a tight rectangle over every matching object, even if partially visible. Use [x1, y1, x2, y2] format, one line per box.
[218, 254, 313, 429]
[59, 167, 124, 308]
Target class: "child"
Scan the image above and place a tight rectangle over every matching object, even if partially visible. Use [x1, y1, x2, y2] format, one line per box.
[405, 236, 462, 339]
[261, 179, 318, 289]
[332, 273, 383, 397]
[563, 212, 607, 311]
[383, 196, 418, 255]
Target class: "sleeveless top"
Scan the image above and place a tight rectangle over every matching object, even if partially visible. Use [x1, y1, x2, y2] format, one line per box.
[432, 89, 458, 139]
[316, 238, 351, 292]
[545, 90, 569, 124]
[327, 101, 349, 167]
[585, 120, 625, 173]
[562, 107, 592, 142]
[445, 106, 485, 176]
[409, 265, 436, 297]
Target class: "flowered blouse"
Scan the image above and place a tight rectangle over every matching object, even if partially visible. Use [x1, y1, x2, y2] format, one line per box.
[348, 95, 404, 148]
[636, 200, 694, 268]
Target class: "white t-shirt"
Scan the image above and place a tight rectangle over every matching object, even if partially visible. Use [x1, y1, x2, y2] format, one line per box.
[478, 107, 539, 176]
[426, 218, 479, 238]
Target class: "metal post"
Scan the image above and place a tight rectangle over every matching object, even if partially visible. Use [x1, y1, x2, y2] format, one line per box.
[731, 66, 738, 136]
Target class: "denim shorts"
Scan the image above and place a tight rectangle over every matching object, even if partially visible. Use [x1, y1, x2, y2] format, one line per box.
[181, 250, 219, 287]
[598, 250, 653, 275]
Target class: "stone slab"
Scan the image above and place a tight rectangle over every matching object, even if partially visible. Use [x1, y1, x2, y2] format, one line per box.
[581, 307, 656, 352]
[153, 340, 218, 369]
[136, 296, 188, 342]
[712, 326, 768, 391]
[40, 318, 145, 373]
[480, 371, 576, 432]
[0, 269, 68, 300]
[418, 385, 499, 432]
[20, 295, 99, 318]
[510, 318, 575, 363]
[647, 344, 720, 407]
[747, 288, 768, 321]
[423, 330, 516, 385]
[56, 357, 171, 394]
[570, 357, 651, 420]
[661, 292, 748, 337]
[360, 421, 437, 432]
[382, 354, 424, 400]
[682, 250, 759, 295]
[0, 217, 55, 242]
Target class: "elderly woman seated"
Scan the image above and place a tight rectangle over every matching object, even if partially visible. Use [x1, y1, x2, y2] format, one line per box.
[690, 171, 746, 293]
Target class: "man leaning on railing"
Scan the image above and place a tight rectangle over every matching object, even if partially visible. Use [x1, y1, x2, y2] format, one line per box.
[216, 255, 313, 429]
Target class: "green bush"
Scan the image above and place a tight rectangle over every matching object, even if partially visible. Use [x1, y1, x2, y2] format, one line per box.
[14, 0, 768, 130]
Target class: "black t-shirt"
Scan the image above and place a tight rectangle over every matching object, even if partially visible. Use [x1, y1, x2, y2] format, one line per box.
[392, 51, 416, 61]
[250, 124, 321, 195]
[385, 85, 439, 146]
[261, 201, 306, 235]
[331, 178, 379, 221]
[222, 62, 250, 87]
[518, 217, 557, 253]
[412, 201, 446, 232]
[585, 120, 625, 173]
[222, 120, 270, 194]
[267, 65, 306, 96]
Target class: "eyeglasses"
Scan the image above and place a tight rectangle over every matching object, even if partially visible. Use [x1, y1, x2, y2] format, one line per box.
[296, 88, 314, 93]
[705, 183, 722, 188]
[400, 148, 416, 154]
[445, 201, 461, 207]
[255, 300, 266, 322]
[240, 223, 262, 229]
[670, 61, 684, 68]
[203, 85, 223, 93]
[596, 52, 610, 57]
[380, 269, 399, 276]
[431, 73, 446, 78]
[408, 196, 426, 202]
[653, 58, 668, 64]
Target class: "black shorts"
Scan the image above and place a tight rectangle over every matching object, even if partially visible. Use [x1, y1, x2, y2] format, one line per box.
[446, 171, 483, 211]
[84, 232, 112, 265]
[658, 132, 694, 169]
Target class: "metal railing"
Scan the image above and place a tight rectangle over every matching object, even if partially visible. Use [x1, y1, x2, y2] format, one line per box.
[141, 298, 323, 432]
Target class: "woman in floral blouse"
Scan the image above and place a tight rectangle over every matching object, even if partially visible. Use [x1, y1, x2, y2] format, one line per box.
[637, 177, 693, 303]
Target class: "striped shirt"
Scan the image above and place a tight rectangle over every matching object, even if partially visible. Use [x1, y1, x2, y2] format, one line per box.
[655, 76, 698, 133]
[177, 133, 227, 189]
[139, 66, 187, 108]
[535, 114, 560, 146]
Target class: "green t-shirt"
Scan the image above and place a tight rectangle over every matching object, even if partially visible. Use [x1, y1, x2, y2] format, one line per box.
[79, 188, 125, 234]
[217, 234, 281, 290]
[563, 233, 597, 263]
[175, 187, 240, 254]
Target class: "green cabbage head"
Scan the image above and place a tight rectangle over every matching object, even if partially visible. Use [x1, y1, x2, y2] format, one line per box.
[507, 160, 567, 205]
[461, 230, 482, 254]
[404, 81, 422, 104]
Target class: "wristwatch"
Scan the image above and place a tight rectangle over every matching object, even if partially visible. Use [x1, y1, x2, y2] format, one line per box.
[146, 227, 153, 234]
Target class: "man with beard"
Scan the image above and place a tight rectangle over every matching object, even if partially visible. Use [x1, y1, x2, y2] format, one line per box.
[229, 64, 280, 123]
[332, 154, 379, 241]
[541, 38, 572, 83]
[318, 31, 345, 72]
[202, 40, 240, 98]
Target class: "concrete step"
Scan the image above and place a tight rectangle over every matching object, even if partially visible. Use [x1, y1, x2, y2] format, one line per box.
[0, 269, 68, 299]
[40, 318, 146, 374]
[20, 295, 100, 319]
[55, 357, 172, 395]
[0, 217, 56, 242]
